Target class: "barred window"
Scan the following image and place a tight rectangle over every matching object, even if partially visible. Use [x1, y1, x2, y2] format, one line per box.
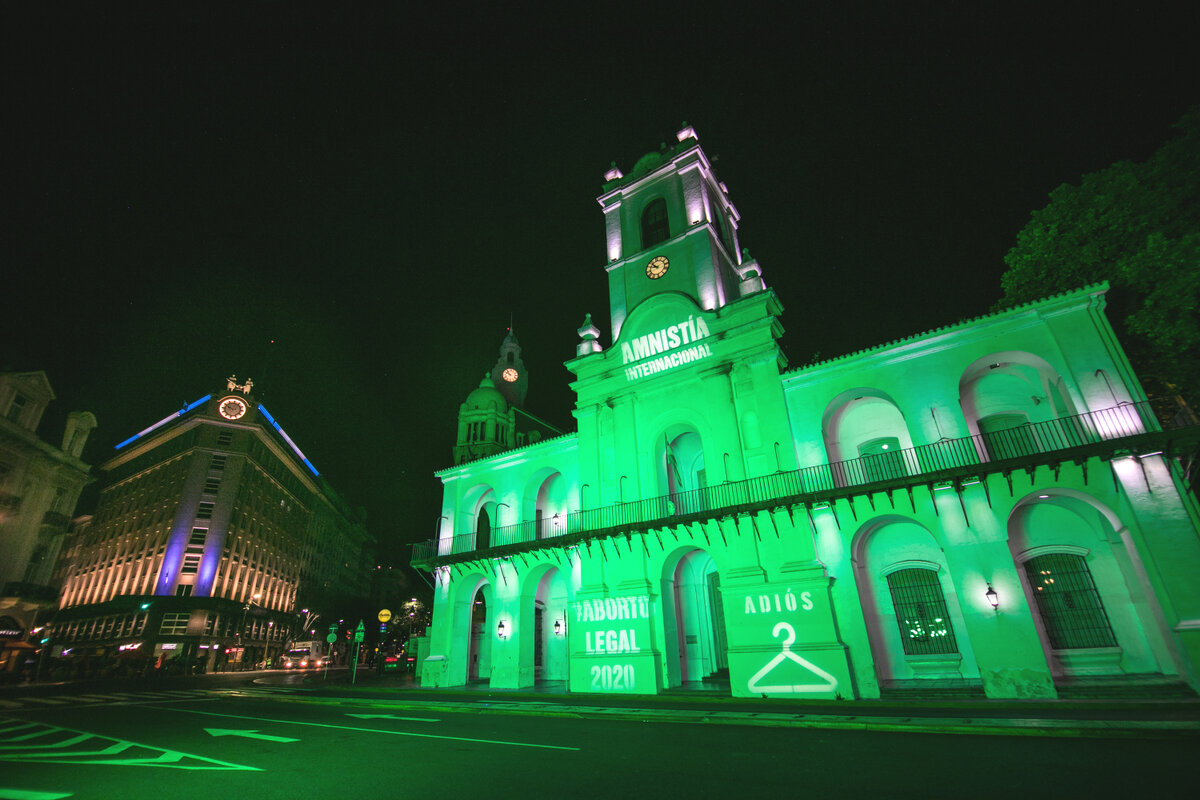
[196, 502, 214, 520]
[1024, 553, 1117, 649]
[886, 568, 959, 655]
[203, 478, 221, 495]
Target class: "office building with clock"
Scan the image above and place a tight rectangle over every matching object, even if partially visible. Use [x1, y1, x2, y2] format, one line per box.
[49, 379, 374, 672]
[413, 125, 1200, 700]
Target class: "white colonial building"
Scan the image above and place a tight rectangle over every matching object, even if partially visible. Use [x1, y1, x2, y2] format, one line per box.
[413, 127, 1200, 700]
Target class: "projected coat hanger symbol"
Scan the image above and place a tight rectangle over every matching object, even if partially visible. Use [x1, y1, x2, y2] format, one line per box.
[747, 622, 838, 694]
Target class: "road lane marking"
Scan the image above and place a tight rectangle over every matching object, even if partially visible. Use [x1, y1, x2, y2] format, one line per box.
[204, 728, 299, 743]
[0, 717, 258, 771]
[16, 700, 68, 706]
[165, 707, 580, 750]
[0, 789, 74, 799]
[345, 714, 439, 723]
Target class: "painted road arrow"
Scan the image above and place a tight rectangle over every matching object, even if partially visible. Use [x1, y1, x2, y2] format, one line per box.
[345, 714, 439, 723]
[204, 728, 299, 743]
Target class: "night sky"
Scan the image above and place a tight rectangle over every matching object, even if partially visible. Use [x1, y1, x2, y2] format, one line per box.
[6, 8, 1197, 569]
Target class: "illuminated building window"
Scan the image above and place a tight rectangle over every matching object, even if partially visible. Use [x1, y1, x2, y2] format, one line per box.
[886, 568, 959, 656]
[1023, 553, 1117, 649]
[641, 198, 670, 250]
[160, 612, 189, 635]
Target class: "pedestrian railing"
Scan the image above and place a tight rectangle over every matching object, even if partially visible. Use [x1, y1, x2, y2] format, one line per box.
[412, 399, 1194, 565]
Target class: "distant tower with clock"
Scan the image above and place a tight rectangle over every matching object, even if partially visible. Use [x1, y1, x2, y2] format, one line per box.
[489, 328, 528, 408]
[453, 328, 563, 465]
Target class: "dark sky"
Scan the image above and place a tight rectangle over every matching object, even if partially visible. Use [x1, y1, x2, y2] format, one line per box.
[5, 7, 1197, 568]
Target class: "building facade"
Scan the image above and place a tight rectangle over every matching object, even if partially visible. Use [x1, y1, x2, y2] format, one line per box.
[413, 127, 1200, 700]
[50, 378, 373, 674]
[0, 371, 95, 676]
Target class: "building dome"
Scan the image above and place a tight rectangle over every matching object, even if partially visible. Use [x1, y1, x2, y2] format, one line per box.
[464, 374, 508, 413]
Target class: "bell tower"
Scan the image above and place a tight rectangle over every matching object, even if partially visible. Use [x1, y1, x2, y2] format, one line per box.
[597, 124, 765, 342]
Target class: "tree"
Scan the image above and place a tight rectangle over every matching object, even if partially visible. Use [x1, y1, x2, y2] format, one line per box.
[996, 106, 1200, 400]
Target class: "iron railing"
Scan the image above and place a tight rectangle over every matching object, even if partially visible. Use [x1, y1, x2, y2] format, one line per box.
[413, 400, 1197, 565]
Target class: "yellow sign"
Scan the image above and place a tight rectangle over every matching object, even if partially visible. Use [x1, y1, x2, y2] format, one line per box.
[377, 608, 392, 623]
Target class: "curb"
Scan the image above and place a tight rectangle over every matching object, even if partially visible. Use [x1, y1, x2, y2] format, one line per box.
[249, 691, 1200, 739]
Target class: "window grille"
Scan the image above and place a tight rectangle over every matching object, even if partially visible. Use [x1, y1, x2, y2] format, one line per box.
[196, 502, 214, 520]
[641, 198, 670, 250]
[203, 478, 221, 494]
[1024, 553, 1117, 649]
[217, 431, 233, 446]
[210, 454, 227, 471]
[886, 568, 959, 655]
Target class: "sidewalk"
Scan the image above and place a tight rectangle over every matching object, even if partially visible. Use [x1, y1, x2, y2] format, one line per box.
[269, 671, 1200, 739]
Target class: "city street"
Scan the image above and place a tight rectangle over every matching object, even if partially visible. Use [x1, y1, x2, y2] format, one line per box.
[2, 674, 1197, 799]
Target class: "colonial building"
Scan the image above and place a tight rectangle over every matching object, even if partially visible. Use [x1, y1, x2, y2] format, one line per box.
[51, 378, 373, 672]
[413, 126, 1200, 700]
[0, 371, 95, 675]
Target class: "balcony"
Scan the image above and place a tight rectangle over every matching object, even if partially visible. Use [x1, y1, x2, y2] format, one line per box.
[412, 400, 1200, 568]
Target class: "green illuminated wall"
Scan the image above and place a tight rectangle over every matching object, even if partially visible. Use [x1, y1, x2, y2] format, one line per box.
[419, 130, 1200, 699]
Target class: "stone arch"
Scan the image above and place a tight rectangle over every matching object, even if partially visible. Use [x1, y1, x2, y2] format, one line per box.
[851, 515, 979, 686]
[522, 468, 571, 540]
[822, 389, 915, 486]
[959, 352, 1082, 460]
[1006, 490, 1174, 681]
[517, 561, 572, 684]
[659, 544, 729, 689]
[462, 484, 500, 551]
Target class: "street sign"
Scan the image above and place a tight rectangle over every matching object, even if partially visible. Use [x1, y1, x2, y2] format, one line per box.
[326, 633, 337, 644]
[378, 608, 392, 623]
[353, 620, 365, 643]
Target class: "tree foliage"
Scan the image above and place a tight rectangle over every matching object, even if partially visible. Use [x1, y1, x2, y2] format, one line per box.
[997, 106, 1200, 399]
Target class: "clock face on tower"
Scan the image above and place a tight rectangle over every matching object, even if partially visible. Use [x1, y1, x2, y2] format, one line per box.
[218, 396, 247, 420]
[501, 368, 519, 383]
[646, 255, 670, 280]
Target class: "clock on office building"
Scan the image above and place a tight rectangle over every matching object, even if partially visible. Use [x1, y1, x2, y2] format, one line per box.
[218, 396, 247, 420]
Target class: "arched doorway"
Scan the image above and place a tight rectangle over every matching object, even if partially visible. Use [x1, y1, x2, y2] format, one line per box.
[661, 429, 707, 515]
[520, 566, 570, 685]
[466, 583, 494, 683]
[662, 548, 728, 689]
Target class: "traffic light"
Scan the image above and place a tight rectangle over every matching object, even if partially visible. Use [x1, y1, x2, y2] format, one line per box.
[345, 630, 351, 639]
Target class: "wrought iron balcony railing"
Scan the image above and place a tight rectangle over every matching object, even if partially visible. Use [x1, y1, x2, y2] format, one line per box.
[412, 399, 1199, 566]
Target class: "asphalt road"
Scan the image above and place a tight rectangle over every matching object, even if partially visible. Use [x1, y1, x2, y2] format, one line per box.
[2, 677, 1197, 799]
